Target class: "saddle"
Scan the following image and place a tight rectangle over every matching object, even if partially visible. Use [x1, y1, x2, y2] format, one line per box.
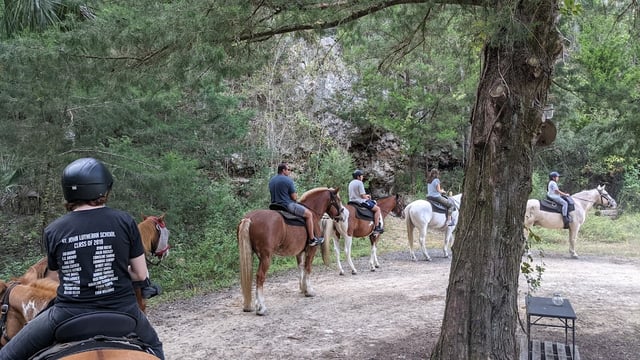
[29, 311, 155, 360]
[269, 204, 305, 226]
[426, 197, 452, 214]
[347, 201, 374, 221]
[539, 196, 575, 214]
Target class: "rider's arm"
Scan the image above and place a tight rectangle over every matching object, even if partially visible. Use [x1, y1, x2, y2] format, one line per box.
[290, 192, 298, 201]
[129, 254, 149, 282]
[46, 269, 58, 281]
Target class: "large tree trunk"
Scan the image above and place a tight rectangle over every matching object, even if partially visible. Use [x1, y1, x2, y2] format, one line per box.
[430, 0, 562, 359]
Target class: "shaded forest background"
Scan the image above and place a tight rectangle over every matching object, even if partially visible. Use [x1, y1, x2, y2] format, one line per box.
[1, 0, 639, 294]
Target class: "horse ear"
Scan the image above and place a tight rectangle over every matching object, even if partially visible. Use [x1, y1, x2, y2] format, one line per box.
[141, 213, 147, 221]
[159, 213, 166, 221]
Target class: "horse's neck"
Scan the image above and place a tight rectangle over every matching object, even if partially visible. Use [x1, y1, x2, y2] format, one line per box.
[377, 197, 396, 212]
[138, 221, 158, 253]
[12, 283, 55, 322]
[572, 189, 597, 211]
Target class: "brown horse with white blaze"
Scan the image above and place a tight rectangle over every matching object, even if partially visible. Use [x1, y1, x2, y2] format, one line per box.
[238, 187, 343, 315]
[0, 278, 58, 347]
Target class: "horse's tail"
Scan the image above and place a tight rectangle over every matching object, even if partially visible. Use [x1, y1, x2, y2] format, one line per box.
[404, 203, 415, 248]
[238, 218, 254, 312]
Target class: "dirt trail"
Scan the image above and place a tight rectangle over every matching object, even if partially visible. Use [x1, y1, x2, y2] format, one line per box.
[149, 217, 640, 359]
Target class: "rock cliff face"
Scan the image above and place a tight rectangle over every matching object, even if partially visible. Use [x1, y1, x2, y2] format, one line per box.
[229, 34, 453, 195]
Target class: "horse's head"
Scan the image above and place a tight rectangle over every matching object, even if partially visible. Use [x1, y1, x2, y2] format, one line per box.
[326, 187, 343, 221]
[300, 187, 343, 220]
[140, 213, 171, 261]
[393, 194, 407, 218]
[597, 185, 617, 209]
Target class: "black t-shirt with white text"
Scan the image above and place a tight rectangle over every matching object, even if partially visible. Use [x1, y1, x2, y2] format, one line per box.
[45, 207, 144, 308]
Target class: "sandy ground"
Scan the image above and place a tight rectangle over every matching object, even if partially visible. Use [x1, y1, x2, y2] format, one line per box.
[148, 217, 640, 359]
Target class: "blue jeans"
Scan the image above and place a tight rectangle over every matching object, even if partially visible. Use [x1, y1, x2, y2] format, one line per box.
[0, 303, 164, 360]
[548, 194, 568, 217]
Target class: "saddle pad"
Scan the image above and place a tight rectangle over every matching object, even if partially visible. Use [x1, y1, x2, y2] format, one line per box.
[347, 202, 374, 221]
[539, 199, 575, 214]
[271, 210, 305, 226]
[427, 199, 448, 214]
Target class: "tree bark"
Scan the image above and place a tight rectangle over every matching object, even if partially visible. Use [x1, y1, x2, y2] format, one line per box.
[430, 0, 562, 359]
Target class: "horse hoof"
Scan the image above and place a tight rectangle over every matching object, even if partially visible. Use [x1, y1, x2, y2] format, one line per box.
[571, 254, 579, 259]
[339, 271, 345, 276]
[351, 271, 357, 275]
[425, 257, 432, 262]
[375, 265, 380, 268]
[256, 306, 267, 316]
[243, 307, 254, 313]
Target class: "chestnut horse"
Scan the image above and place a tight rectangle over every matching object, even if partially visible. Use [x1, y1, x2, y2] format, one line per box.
[238, 187, 343, 315]
[138, 213, 171, 265]
[0, 280, 157, 358]
[322, 195, 406, 275]
[524, 185, 617, 258]
[0, 278, 57, 347]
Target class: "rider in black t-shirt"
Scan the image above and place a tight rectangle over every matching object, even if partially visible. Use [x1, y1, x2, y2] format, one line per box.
[0, 158, 164, 360]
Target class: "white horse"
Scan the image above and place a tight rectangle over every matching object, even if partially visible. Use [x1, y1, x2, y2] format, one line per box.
[524, 185, 617, 259]
[404, 193, 462, 261]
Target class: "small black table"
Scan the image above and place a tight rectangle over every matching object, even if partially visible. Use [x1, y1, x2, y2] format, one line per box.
[526, 296, 576, 359]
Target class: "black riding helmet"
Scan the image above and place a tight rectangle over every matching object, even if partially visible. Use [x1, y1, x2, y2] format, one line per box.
[62, 158, 113, 202]
[352, 169, 364, 179]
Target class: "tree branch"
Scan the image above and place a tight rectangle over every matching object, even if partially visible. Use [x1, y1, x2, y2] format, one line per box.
[237, 0, 484, 42]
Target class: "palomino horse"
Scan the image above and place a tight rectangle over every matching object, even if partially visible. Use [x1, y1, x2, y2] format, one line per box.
[524, 185, 617, 258]
[404, 194, 462, 261]
[238, 187, 343, 315]
[322, 195, 406, 275]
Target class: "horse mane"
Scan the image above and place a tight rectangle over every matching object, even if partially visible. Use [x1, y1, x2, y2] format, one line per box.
[299, 187, 331, 202]
[137, 218, 158, 251]
[20, 257, 48, 283]
[25, 278, 58, 299]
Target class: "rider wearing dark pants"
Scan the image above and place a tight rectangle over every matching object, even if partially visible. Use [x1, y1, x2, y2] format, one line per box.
[0, 158, 164, 360]
[426, 169, 455, 226]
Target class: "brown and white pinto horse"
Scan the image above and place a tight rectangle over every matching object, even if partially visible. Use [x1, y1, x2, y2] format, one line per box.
[238, 187, 343, 315]
[524, 185, 617, 258]
[0, 278, 57, 347]
[322, 195, 406, 275]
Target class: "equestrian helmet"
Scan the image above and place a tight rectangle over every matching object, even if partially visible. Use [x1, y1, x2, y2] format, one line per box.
[549, 171, 560, 179]
[352, 169, 364, 179]
[62, 158, 113, 202]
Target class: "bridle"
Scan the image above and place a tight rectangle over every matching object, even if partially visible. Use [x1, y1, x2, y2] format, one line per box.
[327, 190, 344, 222]
[597, 188, 617, 208]
[146, 216, 170, 266]
[0, 282, 18, 346]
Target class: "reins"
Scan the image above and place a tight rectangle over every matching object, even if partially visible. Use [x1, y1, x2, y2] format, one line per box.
[0, 282, 19, 345]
